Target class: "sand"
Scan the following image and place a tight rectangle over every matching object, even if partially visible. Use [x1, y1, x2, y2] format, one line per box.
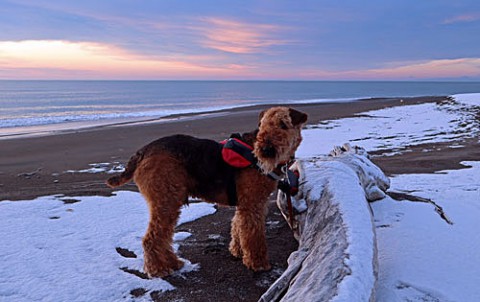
[1, 95, 477, 301]
[0, 96, 450, 201]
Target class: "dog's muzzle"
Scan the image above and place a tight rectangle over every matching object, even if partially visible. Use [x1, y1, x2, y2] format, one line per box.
[260, 145, 276, 158]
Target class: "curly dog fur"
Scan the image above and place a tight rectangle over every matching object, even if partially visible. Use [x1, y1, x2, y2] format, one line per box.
[106, 106, 307, 278]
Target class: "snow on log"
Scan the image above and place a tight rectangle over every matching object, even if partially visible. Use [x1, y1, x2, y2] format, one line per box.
[260, 144, 390, 302]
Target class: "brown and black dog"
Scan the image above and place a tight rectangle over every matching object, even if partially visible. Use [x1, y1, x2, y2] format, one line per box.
[107, 106, 307, 278]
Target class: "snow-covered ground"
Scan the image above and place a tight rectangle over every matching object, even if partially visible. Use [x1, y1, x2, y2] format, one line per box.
[0, 192, 216, 301]
[373, 162, 480, 302]
[295, 93, 480, 302]
[0, 93, 478, 301]
[299, 94, 479, 158]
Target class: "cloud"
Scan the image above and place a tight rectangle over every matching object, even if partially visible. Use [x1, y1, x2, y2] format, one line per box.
[299, 58, 480, 80]
[443, 13, 480, 24]
[0, 40, 253, 79]
[0, 40, 122, 67]
[362, 58, 480, 79]
[1, 40, 478, 80]
[196, 18, 287, 54]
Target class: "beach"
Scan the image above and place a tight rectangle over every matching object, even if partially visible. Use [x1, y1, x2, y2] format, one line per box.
[0, 96, 449, 201]
[2, 0, 480, 300]
[1, 95, 479, 302]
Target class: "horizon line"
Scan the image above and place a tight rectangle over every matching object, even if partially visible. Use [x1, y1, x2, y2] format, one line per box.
[1, 79, 480, 82]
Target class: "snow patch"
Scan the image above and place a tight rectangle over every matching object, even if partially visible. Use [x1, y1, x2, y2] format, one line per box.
[452, 93, 480, 106]
[298, 93, 480, 158]
[372, 162, 480, 302]
[65, 162, 125, 174]
[0, 191, 216, 301]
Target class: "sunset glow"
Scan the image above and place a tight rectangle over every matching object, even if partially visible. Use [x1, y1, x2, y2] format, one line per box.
[0, 40, 234, 79]
[0, 1, 479, 80]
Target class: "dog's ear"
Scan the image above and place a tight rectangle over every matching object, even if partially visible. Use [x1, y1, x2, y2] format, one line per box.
[258, 109, 266, 126]
[259, 109, 266, 121]
[289, 108, 308, 126]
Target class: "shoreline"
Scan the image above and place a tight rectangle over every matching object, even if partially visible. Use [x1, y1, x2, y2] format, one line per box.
[0, 97, 362, 140]
[1, 95, 475, 201]
[0, 96, 445, 141]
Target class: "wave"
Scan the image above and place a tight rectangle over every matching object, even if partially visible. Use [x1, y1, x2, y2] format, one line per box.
[0, 97, 360, 129]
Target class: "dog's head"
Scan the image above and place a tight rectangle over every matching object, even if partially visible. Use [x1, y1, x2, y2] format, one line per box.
[254, 107, 308, 173]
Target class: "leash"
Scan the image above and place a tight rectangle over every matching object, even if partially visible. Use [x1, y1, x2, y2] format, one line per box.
[259, 162, 298, 228]
[277, 164, 300, 228]
[285, 191, 295, 229]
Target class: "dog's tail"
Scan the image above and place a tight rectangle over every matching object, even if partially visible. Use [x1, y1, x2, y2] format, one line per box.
[106, 152, 143, 188]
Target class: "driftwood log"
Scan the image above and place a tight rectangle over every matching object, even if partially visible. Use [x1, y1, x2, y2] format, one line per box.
[260, 144, 390, 302]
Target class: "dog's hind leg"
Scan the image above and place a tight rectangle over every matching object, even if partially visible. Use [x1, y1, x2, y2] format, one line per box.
[134, 154, 187, 278]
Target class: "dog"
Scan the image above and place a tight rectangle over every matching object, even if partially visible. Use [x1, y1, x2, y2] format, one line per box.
[106, 106, 308, 278]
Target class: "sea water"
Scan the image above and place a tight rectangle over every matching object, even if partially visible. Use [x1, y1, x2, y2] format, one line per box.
[1, 80, 480, 138]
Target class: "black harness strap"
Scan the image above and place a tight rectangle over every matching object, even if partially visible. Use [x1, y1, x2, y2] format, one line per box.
[226, 172, 238, 206]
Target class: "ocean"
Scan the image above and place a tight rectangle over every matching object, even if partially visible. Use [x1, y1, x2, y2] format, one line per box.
[1, 80, 480, 138]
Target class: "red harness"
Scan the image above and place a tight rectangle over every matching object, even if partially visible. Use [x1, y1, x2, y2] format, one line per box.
[220, 138, 256, 168]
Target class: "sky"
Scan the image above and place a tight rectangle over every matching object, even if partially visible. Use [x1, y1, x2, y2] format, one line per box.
[0, 0, 479, 80]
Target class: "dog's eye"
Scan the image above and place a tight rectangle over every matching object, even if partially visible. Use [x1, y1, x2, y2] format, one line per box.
[280, 121, 288, 130]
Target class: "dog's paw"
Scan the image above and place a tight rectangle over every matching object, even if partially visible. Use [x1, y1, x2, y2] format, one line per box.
[144, 258, 184, 278]
[243, 258, 272, 272]
[144, 266, 171, 278]
[250, 263, 272, 272]
[228, 241, 243, 258]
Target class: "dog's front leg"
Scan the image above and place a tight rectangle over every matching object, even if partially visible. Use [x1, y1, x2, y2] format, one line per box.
[233, 205, 271, 272]
[229, 213, 243, 258]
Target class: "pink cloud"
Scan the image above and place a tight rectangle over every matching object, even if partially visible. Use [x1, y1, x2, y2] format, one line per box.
[297, 58, 480, 80]
[361, 58, 480, 79]
[443, 13, 480, 24]
[2, 40, 479, 80]
[0, 39, 262, 79]
[196, 18, 288, 54]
